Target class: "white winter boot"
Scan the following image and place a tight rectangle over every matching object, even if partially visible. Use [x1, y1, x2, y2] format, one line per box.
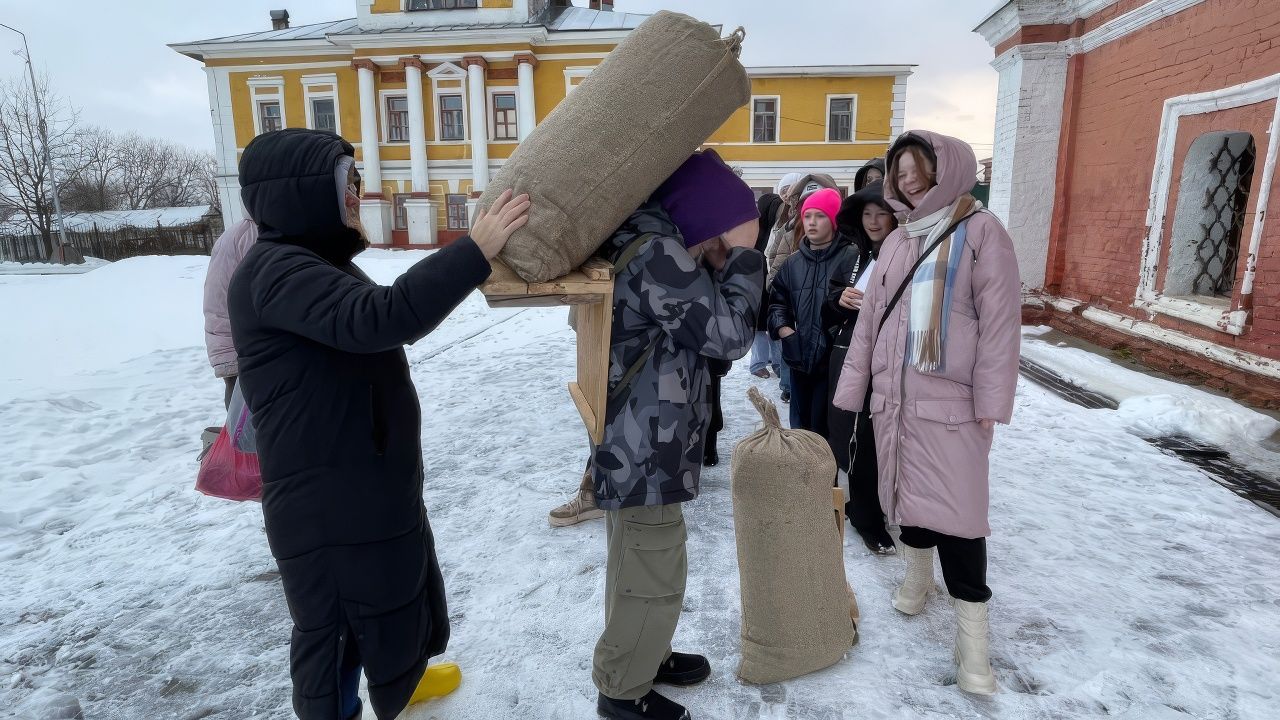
[953, 598, 998, 695]
[892, 545, 937, 615]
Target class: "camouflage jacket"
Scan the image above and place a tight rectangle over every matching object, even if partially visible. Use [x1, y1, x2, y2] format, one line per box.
[591, 203, 765, 510]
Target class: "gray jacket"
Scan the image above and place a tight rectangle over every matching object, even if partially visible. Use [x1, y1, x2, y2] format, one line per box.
[591, 203, 765, 510]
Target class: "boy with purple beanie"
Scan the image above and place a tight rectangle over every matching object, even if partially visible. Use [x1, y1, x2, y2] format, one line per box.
[590, 149, 763, 720]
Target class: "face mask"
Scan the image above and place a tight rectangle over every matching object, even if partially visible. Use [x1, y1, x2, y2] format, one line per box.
[343, 184, 366, 240]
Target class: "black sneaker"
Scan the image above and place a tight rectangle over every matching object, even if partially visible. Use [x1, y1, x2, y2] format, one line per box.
[856, 527, 896, 555]
[702, 445, 719, 467]
[780, 391, 791, 404]
[654, 652, 711, 686]
[597, 690, 691, 720]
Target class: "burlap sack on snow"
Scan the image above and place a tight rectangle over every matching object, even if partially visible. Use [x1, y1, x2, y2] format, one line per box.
[732, 387, 859, 685]
[479, 10, 751, 283]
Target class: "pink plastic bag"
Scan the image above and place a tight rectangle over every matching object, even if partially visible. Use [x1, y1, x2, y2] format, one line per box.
[196, 401, 262, 502]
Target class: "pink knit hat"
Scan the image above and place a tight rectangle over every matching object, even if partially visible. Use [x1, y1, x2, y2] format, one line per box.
[800, 187, 841, 224]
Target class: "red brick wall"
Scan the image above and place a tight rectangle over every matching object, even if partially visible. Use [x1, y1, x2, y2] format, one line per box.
[1054, 0, 1280, 361]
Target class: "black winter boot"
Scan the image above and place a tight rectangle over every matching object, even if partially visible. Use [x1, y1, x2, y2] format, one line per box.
[654, 652, 711, 686]
[597, 690, 691, 720]
[702, 438, 719, 467]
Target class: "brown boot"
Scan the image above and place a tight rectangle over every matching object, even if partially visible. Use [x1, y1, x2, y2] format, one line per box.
[548, 469, 604, 527]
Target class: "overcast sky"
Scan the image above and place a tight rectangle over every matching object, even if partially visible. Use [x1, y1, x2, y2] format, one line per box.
[0, 0, 1000, 157]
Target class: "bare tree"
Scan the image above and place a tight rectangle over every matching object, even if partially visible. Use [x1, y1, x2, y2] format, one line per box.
[0, 73, 83, 257]
[61, 126, 121, 212]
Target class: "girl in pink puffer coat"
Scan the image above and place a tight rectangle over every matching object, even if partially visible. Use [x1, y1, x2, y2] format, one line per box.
[833, 130, 1021, 696]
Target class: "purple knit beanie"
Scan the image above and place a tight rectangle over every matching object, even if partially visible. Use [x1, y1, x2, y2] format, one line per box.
[653, 149, 760, 248]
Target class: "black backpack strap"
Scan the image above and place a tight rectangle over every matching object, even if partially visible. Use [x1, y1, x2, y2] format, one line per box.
[607, 233, 661, 401]
[877, 212, 977, 334]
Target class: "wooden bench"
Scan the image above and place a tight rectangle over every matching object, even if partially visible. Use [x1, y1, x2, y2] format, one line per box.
[479, 257, 616, 445]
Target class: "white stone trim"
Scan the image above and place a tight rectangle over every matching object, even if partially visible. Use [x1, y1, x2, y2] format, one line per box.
[247, 76, 286, 136]
[378, 88, 411, 144]
[563, 66, 594, 95]
[431, 65, 470, 144]
[1137, 73, 1280, 335]
[302, 73, 342, 135]
[890, 76, 909, 141]
[749, 95, 781, 144]
[979, 0, 1207, 55]
[976, 0, 1122, 43]
[1045, 295, 1280, 380]
[427, 61, 467, 79]
[825, 94, 858, 143]
[1078, 0, 1206, 53]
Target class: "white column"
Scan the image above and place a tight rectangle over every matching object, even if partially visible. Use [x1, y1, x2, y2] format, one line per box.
[464, 57, 490, 191]
[355, 61, 382, 191]
[989, 44, 1069, 290]
[516, 54, 537, 142]
[403, 58, 430, 193]
[354, 59, 391, 246]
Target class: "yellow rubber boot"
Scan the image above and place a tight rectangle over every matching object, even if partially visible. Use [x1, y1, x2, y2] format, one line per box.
[409, 662, 462, 704]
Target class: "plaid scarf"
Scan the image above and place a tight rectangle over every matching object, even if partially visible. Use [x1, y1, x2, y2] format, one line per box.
[903, 195, 980, 372]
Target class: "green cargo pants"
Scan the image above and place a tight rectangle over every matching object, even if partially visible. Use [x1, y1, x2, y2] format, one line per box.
[592, 502, 688, 700]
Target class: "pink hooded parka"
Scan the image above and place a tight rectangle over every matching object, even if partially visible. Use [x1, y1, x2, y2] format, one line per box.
[831, 130, 1021, 539]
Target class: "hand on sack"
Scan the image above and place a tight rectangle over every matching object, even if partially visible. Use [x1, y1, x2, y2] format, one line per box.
[838, 287, 863, 311]
[470, 190, 531, 260]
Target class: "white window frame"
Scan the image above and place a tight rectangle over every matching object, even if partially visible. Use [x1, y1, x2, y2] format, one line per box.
[379, 90, 411, 144]
[487, 87, 519, 143]
[247, 76, 286, 136]
[826, 94, 857, 144]
[435, 90, 468, 143]
[302, 73, 341, 135]
[750, 95, 780, 144]
[564, 66, 594, 95]
[1138, 73, 1280, 336]
[428, 62, 469, 144]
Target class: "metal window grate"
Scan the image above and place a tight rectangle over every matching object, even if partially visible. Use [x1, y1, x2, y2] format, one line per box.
[1194, 136, 1255, 297]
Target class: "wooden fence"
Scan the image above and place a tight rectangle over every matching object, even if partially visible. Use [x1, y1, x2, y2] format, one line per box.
[0, 217, 225, 264]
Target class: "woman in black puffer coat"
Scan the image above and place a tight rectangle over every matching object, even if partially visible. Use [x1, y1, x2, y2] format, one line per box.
[229, 129, 527, 719]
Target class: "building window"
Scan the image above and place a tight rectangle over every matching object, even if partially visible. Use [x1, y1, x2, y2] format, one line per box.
[386, 96, 409, 142]
[447, 194, 469, 230]
[1165, 132, 1256, 300]
[492, 93, 518, 141]
[752, 98, 777, 143]
[409, 0, 478, 9]
[828, 97, 854, 143]
[311, 98, 336, 133]
[258, 102, 282, 134]
[439, 95, 465, 141]
[393, 194, 410, 231]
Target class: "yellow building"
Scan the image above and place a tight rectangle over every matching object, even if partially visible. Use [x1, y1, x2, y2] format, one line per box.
[172, 1, 911, 246]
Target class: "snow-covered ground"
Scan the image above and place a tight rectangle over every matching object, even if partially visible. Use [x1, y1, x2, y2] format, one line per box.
[2, 252, 1278, 720]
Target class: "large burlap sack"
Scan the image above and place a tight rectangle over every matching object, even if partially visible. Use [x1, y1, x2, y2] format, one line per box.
[732, 387, 859, 685]
[480, 11, 751, 283]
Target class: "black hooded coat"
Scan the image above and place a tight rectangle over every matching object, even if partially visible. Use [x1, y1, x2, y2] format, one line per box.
[228, 129, 492, 720]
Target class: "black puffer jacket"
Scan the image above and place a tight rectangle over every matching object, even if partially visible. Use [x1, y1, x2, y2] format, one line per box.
[755, 193, 783, 331]
[228, 129, 491, 720]
[767, 233, 859, 374]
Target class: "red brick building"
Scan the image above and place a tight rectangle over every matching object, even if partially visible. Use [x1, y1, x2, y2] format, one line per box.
[976, 0, 1280, 406]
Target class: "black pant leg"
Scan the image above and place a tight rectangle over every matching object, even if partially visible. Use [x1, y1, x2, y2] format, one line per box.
[846, 412, 889, 537]
[902, 526, 991, 603]
[223, 375, 237, 410]
[809, 362, 830, 439]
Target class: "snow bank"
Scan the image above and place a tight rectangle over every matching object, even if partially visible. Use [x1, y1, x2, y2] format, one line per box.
[1021, 329, 1279, 447]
